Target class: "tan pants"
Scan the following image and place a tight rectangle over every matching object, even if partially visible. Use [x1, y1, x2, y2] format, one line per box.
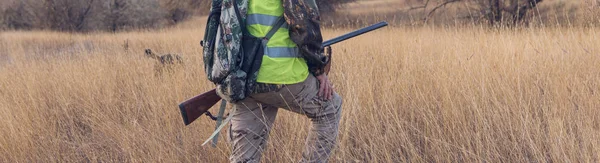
[228, 75, 343, 163]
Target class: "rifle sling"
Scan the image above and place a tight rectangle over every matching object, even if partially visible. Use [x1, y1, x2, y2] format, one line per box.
[245, 16, 285, 82]
[203, 106, 237, 146]
[211, 100, 227, 147]
[264, 16, 285, 40]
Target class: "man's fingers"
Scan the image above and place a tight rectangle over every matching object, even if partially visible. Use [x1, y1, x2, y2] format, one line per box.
[319, 79, 326, 97]
[326, 80, 333, 100]
[316, 74, 333, 100]
[324, 82, 329, 100]
[325, 87, 330, 100]
[325, 83, 331, 100]
[328, 83, 334, 100]
[328, 84, 333, 100]
[329, 83, 335, 100]
[322, 83, 328, 99]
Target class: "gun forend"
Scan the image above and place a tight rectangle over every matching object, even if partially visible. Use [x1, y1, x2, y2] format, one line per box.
[322, 21, 388, 47]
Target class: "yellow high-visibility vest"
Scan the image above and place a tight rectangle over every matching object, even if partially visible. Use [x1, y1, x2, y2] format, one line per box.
[247, 0, 309, 84]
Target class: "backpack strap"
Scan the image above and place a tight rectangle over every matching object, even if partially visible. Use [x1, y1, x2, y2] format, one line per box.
[232, 0, 249, 35]
[264, 16, 286, 40]
[232, 0, 284, 39]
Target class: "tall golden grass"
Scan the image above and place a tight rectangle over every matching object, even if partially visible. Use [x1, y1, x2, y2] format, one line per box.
[1, 22, 599, 162]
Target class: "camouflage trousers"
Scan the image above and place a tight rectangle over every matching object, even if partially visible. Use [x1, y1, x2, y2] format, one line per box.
[228, 75, 343, 163]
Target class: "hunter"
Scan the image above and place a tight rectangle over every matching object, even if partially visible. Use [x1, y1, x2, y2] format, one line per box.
[227, 0, 343, 162]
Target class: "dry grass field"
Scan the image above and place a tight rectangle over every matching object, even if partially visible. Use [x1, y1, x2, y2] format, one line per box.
[2, 14, 600, 163]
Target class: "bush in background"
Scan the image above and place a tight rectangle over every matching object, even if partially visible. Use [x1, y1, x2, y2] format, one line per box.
[1, 0, 353, 32]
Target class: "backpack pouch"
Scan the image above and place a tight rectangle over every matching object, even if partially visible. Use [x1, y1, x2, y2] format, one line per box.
[241, 36, 265, 96]
[216, 69, 247, 102]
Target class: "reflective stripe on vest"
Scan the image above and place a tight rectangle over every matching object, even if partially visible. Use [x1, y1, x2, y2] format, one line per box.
[246, 14, 289, 29]
[265, 47, 298, 58]
[247, 0, 308, 84]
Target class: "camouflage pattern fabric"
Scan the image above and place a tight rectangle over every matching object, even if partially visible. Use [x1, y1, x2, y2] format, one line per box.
[216, 70, 247, 102]
[214, 0, 247, 79]
[210, 0, 247, 81]
[203, 0, 250, 102]
[283, 0, 330, 76]
[203, 0, 222, 82]
[252, 83, 285, 94]
[228, 75, 343, 163]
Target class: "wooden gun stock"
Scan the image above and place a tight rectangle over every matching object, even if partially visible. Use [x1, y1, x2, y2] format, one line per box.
[179, 89, 221, 125]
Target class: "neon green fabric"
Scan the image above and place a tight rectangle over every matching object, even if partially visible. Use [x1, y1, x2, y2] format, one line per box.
[247, 0, 309, 84]
[247, 25, 296, 47]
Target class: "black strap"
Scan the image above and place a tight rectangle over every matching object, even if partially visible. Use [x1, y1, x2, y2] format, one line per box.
[232, 0, 249, 35]
[264, 16, 286, 40]
[232, 0, 284, 39]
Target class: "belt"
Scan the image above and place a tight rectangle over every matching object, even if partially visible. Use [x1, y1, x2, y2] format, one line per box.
[252, 83, 285, 94]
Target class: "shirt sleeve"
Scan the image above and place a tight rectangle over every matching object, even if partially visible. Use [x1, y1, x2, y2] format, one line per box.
[282, 0, 330, 76]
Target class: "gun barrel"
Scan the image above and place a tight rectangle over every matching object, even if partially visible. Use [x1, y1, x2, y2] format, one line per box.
[322, 21, 388, 47]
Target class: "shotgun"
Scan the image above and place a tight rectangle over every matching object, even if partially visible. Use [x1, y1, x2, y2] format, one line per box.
[179, 21, 388, 125]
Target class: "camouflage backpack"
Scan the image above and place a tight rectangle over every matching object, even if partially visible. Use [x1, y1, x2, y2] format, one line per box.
[202, 0, 285, 102]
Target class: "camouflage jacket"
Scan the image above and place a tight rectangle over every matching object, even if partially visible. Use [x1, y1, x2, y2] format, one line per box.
[283, 0, 330, 76]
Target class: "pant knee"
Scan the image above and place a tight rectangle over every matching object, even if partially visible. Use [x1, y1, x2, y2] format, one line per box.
[331, 93, 343, 116]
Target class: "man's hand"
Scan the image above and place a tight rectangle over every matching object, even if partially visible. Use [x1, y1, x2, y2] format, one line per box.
[316, 74, 334, 100]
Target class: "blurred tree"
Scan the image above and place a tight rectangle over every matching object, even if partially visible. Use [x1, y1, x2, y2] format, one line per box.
[2, 1, 36, 30]
[41, 0, 98, 31]
[0, 0, 355, 31]
[160, 0, 199, 24]
[318, 0, 357, 13]
[104, 0, 163, 31]
[407, 0, 544, 26]
[475, 0, 544, 26]
[107, 0, 130, 32]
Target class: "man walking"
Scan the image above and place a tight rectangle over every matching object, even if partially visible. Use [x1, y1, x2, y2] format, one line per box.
[228, 0, 343, 162]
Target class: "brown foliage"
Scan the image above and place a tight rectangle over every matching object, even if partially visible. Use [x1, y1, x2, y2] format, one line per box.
[318, 0, 357, 13]
[406, 0, 546, 26]
[1, 0, 355, 32]
[0, 0, 194, 32]
[396, 0, 591, 27]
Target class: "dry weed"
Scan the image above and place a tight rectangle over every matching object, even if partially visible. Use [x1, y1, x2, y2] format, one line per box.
[0, 24, 599, 162]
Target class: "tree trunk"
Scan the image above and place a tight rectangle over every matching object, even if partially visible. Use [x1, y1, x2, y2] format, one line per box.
[515, 0, 543, 24]
[488, 0, 502, 25]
